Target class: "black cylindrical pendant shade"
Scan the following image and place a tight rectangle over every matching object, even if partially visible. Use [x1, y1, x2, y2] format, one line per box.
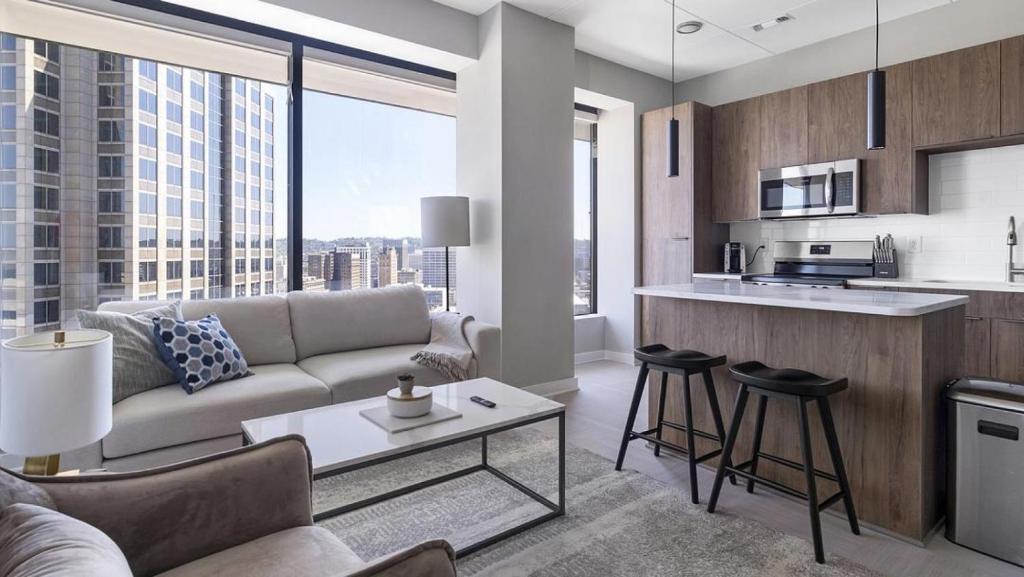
[667, 117, 679, 177]
[867, 69, 886, 150]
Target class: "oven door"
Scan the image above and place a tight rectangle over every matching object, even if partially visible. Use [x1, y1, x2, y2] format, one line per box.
[759, 159, 859, 218]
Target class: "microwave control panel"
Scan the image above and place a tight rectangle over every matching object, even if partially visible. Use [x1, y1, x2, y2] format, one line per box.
[834, 172, 854, 206]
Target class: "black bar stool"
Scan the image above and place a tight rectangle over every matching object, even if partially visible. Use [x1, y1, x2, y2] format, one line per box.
[707, 361, 860, 564]
[615, 344, 734, 504]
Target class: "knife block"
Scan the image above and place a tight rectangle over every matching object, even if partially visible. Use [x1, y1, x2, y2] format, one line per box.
[874, 251, 899, 278]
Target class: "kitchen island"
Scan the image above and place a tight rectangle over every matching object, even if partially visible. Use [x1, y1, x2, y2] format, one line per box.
[634, 281, 967, 542]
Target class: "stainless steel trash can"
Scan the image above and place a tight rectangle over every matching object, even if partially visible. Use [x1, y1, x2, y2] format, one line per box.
[946, 377, 1024, 567]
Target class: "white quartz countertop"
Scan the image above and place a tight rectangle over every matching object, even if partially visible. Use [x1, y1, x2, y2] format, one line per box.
[634, 281, 968, 316]
[692, 272, 1024, 293]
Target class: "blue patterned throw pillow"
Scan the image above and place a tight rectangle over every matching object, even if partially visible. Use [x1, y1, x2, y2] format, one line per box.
[152, 314, 251, 394]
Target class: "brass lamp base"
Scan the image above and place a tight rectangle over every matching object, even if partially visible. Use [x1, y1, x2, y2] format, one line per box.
[23, 454, 60, 476]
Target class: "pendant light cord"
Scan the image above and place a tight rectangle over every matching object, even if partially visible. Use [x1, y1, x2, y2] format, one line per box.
[671, 0, 676, 120]
[875, 0, 879, 71]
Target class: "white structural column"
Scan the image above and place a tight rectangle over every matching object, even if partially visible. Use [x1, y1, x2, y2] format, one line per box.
[456, 3, 575, 388]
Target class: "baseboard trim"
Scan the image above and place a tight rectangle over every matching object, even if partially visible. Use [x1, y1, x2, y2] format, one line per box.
[524, 377, 579, 398]
[575, 350, 636, 365]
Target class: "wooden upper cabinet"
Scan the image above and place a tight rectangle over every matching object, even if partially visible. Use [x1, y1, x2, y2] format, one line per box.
[807, 65, 919, 214]
[712, 98, 760, 223]
[865, 63, 918, 214]
[759, 86, 808, 168]
[1002, 36, 1024, 136]
[912, 42, 1001, 146]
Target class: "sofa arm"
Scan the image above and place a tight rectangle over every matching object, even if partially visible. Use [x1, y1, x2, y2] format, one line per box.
[464, 318, 501, 380]
[26, 435, 313, 577]
[344, 540, 456, 577]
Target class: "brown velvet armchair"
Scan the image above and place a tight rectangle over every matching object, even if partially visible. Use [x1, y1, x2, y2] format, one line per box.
[0, 435, 457, 577]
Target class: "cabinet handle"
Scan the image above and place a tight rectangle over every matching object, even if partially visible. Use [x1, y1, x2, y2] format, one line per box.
[671, 236, 690, 241]
[965, 316, 983, 321]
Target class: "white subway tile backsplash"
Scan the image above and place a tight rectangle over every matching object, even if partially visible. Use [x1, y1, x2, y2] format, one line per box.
[731, 144, 1024, 280]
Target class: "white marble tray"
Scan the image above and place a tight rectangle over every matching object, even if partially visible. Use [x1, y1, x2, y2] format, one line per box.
[359, 404, 462, 433]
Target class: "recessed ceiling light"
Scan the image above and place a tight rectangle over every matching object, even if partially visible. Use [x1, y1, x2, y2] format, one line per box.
[676, 20, 703, 34]
[752, 14, 795, 32]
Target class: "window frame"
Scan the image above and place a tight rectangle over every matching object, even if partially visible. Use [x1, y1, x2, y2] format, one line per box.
[573, 117, 598, 316]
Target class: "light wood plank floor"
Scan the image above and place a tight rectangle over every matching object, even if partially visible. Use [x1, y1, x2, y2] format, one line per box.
[554, 360, 1024, 577]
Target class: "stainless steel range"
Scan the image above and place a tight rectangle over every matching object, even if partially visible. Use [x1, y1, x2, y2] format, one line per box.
[742, 240, 875, 289]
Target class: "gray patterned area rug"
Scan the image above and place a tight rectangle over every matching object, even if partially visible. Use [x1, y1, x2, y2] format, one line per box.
[314, 428, 881, 577]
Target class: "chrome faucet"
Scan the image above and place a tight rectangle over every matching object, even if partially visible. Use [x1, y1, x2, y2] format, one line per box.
[1008, 216, 1024, 282]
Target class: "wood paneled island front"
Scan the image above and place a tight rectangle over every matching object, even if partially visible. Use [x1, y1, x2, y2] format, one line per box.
[634, 282, 967, 542]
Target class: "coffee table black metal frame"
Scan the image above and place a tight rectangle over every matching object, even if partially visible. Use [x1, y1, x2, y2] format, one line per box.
[244, 410, 565, 559]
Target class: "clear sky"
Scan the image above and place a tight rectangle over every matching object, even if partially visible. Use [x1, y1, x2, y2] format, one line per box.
[574, 138, 592, 240]
[301, 91, 456, 240]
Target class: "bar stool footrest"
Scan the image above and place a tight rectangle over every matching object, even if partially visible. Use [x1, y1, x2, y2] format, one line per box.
[631, 430, 725, 465]
[728, 459, 851, 511]
[751, 451, 839, 483]
[659, 420, 725, 443]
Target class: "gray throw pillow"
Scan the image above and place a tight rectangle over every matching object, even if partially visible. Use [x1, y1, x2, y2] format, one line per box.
[78, 302, 183, 403]
[0, 504, 133, 577]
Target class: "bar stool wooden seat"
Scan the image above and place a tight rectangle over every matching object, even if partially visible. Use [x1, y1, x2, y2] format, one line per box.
[615, 344, 734, 504]
[707, 360, 860, 564]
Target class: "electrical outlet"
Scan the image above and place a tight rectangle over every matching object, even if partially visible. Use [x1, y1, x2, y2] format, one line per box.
[907, 236, 923, 254]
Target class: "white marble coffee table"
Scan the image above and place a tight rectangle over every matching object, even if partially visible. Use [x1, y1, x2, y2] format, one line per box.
[241, 377, 566, 557]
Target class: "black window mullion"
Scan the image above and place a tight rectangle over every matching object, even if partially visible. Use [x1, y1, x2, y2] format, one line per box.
[287, 41, 303, 291]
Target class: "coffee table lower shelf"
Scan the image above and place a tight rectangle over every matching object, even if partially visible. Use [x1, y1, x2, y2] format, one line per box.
[305, 411, 566, 559]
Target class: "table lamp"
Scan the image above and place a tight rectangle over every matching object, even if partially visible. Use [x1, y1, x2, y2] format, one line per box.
[420, 196, 470, 311]
[0, 329, 113, 475]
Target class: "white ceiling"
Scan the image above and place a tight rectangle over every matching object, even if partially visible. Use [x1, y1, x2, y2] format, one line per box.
[431, 0, 957, 81]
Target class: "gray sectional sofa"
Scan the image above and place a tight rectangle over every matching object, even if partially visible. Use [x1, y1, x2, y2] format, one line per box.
[65, 284, 500, 472]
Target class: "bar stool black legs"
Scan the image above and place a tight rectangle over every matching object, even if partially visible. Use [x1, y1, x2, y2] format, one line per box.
[615, 344, 733, 504]
[707, 361, 860, 564]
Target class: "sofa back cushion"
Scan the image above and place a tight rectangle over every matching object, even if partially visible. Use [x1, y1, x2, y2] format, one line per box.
[0, 504, 132, 577]
[288, 284, 431, 360]
[100, 295, 296, 366]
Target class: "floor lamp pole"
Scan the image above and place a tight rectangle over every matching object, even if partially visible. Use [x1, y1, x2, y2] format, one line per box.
[444, 246, 450, 312]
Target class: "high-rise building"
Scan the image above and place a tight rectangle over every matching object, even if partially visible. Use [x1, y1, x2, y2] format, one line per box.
[331, 244, 371, 289]
[421, 247, 455, 289]
[397, 269, 421, 285]
[0, 34, 277, 337]
[377, 247, 397, 287]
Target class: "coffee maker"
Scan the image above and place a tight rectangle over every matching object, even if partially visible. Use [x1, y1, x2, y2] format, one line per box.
[724, 242, 746, 274]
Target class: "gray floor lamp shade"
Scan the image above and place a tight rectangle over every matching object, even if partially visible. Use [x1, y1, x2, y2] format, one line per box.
[420, 196, 470, 311]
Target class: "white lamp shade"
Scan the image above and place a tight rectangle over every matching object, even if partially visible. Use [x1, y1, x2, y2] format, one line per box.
[421, 196, 470, 248]
[0, 330, 113, 456]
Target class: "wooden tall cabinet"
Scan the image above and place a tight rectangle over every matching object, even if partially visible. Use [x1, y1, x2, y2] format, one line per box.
[711, 99, 760, 223]
[912, 42, 1001, 146]
[642, 102, 727, 285]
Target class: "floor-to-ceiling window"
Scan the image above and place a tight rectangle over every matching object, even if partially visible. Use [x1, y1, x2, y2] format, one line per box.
[0, 4, 289, 337]
[301, 55, 456, 311]
[574, 114, 597, 315]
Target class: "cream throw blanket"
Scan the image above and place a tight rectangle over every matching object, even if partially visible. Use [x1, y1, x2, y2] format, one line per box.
[411, 312, 475, 381]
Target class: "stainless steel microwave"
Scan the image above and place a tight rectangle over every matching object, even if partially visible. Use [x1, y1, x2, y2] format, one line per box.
[758, 159, 859, 219]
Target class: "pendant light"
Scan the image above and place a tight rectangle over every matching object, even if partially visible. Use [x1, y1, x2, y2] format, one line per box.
[667, 0, 679, 177]
[866, 0, 886, 150]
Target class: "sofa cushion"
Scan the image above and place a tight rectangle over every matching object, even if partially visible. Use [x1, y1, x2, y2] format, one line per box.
[298, 344, 454, 403]
[100, 295, 297, 366]
[0, 504, 132, 577]
[155, 526, 361, 577]
[103, 364, 330, 459]
[287, 285, 430, 361]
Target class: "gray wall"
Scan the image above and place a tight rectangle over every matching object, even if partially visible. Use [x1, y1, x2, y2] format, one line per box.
[677, 0, 1024, 106]
[457, 3, 575, 387]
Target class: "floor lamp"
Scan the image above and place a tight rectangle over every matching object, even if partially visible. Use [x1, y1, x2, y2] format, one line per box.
[421, 196, 470, 312]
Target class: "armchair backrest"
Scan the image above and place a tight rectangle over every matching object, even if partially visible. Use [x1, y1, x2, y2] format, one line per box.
[13, 435, 313, 577]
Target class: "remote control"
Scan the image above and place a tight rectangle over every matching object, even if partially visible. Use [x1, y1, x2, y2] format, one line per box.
[471, 396, 496, 408]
